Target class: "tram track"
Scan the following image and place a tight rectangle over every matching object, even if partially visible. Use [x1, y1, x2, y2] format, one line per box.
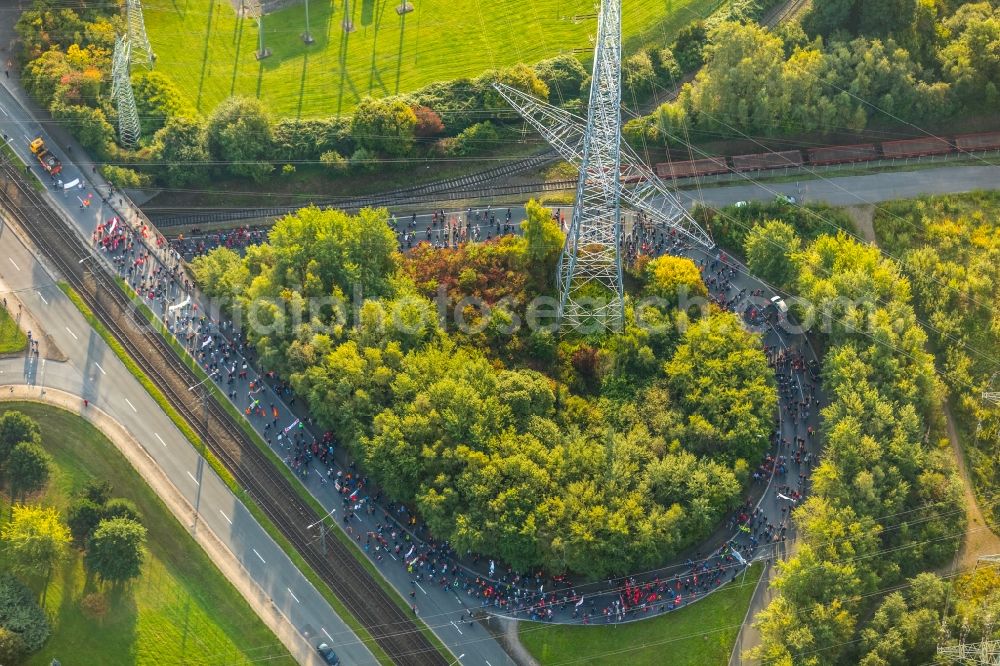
[0, 157, 448, 666]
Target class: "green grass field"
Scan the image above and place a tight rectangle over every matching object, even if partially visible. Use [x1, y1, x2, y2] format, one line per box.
[0, 304, 27, 354]
[519, 562, 763, 666]
[145, 0, 722, 118]
[0, 402, 295, 666]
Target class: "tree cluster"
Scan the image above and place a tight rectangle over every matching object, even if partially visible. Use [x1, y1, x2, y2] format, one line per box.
[191, 203, 778, 578]
[747, 230, 964, 665]
[630, 7, 1000, 148]
[873, 192, 1000, 531]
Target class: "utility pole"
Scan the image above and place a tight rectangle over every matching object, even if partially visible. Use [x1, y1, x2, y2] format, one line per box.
[250, 0, 271, 60]
[302, 0, 314, 43]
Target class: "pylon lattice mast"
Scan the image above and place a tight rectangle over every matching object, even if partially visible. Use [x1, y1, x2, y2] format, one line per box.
[493, 0, 713, 332]
[126, 0, 155, 69]
[112, 36, 141, 149]
[937, 636, 1000, 665]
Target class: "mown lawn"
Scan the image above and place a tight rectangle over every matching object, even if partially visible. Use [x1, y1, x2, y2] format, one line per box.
[0, 304, 27, 354]
[145, 0, 723, 118]
[0, 402, 295, 666]
[519, 562, 763, 666]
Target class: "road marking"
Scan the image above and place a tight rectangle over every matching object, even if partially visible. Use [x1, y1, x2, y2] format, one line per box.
[321, 627, 333, 641]
[124, 397, 136, 412]
[287, 588, 300, 604]
[22, 134, 30, 144]
[219, 509, 232, 525]
[8, 257, 20, 271]
[252, 548, 266, 563]
[389, 552, 397, 560]
[94, 362, 106, 375]
[38, 292, 48, 304]
[154, 432, 166, 447]
[187, 471, 199, 485]
[65, 326, 78, 340]
[486, 661, 493, 666]
[0, 105, 7, 116]
[415, 582, 427, 595]
[450, 621, 463, 635]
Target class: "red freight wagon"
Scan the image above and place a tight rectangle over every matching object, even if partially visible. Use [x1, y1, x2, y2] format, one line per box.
[807, 143, 878, 165]
[881, 137, 952, 158]
[954, 131, 1000, 152]
[731, 150, 803, 172]
[655, 157, 728, 179]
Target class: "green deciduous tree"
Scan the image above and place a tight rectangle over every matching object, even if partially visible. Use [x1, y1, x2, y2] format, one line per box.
[350, 96, 418, 156]
[206, 96, 273, 182]
[6, 441, 51, 504]
[150, 116, 210, 187]
[66, 498, 104, 544]
[1, 505, 70, 595]
[85, 517, 147, 585]
[521, 199, 564, 285]
[743, 220, 802, 288]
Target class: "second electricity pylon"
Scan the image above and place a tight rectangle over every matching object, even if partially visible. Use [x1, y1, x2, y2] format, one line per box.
[494, 0, 713, 333]
[126, 0, 155, 69]
[112, 36, 141, 148]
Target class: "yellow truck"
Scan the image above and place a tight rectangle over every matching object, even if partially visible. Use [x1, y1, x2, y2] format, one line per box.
[28, 137, 62, 176]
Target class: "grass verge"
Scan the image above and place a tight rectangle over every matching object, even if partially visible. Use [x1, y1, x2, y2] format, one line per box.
[1, 139, 45, 192]
[120, 282, 454, 660]
[519, 562, 764, 666]
[0, 401, 295, 666]
[0, 303, 28, 354]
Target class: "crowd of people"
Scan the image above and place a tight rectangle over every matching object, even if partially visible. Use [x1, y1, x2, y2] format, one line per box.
[100, 204, 819, 625]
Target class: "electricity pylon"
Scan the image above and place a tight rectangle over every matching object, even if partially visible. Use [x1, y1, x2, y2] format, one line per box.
[938, 625, 1000, 665]
[112, 36, 141, 148]
[493, 0, 713, 333]
[126, 0, 155, 69]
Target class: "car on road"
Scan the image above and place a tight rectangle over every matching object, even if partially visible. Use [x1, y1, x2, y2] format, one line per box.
[317, 642, 340, 665]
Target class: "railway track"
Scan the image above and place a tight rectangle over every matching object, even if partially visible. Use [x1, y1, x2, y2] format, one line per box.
[148, 152, 559, 228]
[0, 157, 448, 666]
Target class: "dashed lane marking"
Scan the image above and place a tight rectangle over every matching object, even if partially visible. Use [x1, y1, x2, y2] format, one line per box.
[38, 292, 47, 304]
[154, 432, 166, 447]
[65, 327, 78, 340]
[415, 582, 427, 595]
[321, 627, 333, 641]
[252, 548, 266, 564]
[287, 588, 300, 604]
[187, 471, 199, 485]
[94, 362, 106, 375]
[450, 621, 463, 635]
[220, 509, 232, 525]
[124, 397, 136, 412]
[8, 257, 20, 271]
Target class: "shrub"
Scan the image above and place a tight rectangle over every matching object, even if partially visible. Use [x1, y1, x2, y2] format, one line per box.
[102, 497, 142, 524]
[446, 121, 499, 156]
[80, 592, 108, 620]
[320, 150, 349, 174]
[0, 575, 50, 654]
[349, 147, 376, 172]
[412, 105, 445, 138]
[282, 163, 296, 175]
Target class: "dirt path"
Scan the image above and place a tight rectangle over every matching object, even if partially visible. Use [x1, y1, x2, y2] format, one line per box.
[0, 385, 324, 666]
[942, 401, 1000, 573]
[844, 204, 877, 243]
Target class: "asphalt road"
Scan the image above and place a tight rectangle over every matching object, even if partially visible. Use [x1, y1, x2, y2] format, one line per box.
[0, 222, 377, 666]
